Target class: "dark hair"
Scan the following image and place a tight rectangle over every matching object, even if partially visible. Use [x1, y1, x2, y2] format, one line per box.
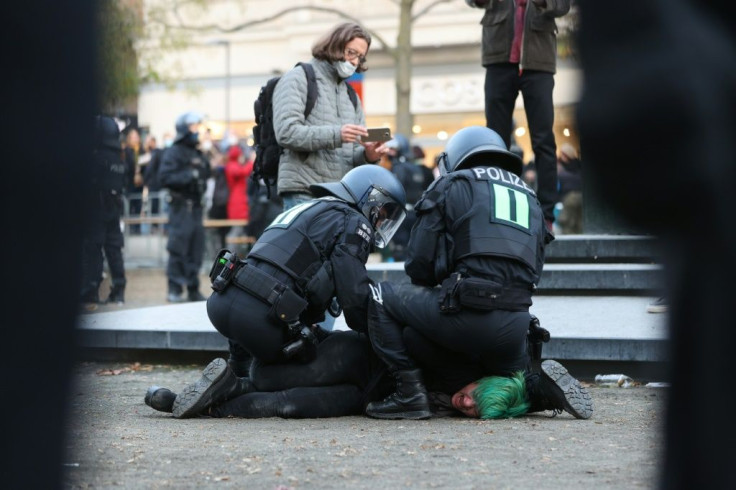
[312, 22, 371, 73]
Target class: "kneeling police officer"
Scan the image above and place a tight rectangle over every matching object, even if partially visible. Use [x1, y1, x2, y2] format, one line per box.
[170, 165, 406, 418]
[365, 126, 593, 420]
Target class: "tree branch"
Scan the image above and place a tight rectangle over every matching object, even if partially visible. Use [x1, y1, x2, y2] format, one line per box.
[158, 4, 395, 56]
[412, 0, 455, 22]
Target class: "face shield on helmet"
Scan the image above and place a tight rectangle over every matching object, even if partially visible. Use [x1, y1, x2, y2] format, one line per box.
[360, 187, 406, 248]
[309, 165, 407, 248]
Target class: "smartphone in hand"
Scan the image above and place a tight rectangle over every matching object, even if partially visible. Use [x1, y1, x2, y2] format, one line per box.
[364, 127, 392, 143]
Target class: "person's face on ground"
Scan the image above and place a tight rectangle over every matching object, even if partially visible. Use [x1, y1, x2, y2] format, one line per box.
[452, 381, 480, 418]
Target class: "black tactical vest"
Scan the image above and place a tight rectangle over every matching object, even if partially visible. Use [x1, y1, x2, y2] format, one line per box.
[247, 198, 352, 283]
[449, 166, 545, 272]
[95, 147, 126, 193]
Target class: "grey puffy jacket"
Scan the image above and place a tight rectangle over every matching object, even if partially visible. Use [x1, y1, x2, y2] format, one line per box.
[273, 58, 370, 195]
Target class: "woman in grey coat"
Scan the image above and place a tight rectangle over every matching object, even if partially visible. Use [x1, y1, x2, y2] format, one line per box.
[272, 22, 384, 211]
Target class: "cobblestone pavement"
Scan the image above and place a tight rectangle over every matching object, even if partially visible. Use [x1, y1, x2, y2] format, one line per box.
[62, 361, 665, 489]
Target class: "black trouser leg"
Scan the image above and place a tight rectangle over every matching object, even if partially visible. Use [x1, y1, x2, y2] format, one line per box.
[521, 69, 558, 221]
[211, 385, 364, 419]
[250, 331, 377, 392]
[485, 63, 520, 147]
[227, 340, 253, 378]
[103, 217, 126, 287]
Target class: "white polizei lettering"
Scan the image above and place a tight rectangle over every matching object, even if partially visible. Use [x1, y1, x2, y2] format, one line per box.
[369, 283, 383, 305]
[514, 174, 534, 193]
[475, 167, 533, 193]
[498, 170, 512, 185]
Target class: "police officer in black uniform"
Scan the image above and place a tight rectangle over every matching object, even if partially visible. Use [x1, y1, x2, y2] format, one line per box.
[385, 134, 430, 262]
[364, 125, 591, 420]
[80, 115, 127, 308]
[169, 165, 407, 418]
[158, 111, 211, 303]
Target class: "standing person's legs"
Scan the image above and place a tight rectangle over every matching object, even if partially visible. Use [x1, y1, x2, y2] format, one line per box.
[521, 70, 558, 224]
[166, 205, 189, 300]
[80, 235, 104, 304]
[484, 63, 520, 147]
[186, 207, 206, 301]
[102, 217, 126, 303]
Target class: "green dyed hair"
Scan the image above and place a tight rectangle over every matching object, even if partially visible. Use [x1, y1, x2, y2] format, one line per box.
[471, 371, 530, 419]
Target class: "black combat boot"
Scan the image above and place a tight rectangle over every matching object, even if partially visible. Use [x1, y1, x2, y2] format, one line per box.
[187, 288, 207, 302]
[144, 386, 177, 413]
[172, 358, 255, 418]
[365, 369, 432, 420]
[227, 340, 253, 378]
[104, 284, 125, 305]
[526, 360, 593, 419]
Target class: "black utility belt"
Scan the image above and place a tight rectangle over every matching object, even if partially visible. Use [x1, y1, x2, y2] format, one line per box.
[439, 272, 533, 313]
[167, 194, 202, 207]
[232, 264, 308, 324]
[232, 264, 287, 305]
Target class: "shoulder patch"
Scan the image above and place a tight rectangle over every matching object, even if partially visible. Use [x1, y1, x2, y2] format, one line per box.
[355, 221, 373, 244]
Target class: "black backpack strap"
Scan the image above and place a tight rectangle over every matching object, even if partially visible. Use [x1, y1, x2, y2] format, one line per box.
[345, 82, 358, 110]
[296, 62, 319, 120]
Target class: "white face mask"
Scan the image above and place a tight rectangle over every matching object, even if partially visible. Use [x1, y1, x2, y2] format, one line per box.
[201, 140, 212, 151]
[334, 60, 357, 79]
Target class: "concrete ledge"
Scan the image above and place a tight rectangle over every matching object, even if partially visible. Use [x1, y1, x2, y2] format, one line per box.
[545, 234, 661, 263]
[367, 262, 664, 292]
[76, 296, 669, 363]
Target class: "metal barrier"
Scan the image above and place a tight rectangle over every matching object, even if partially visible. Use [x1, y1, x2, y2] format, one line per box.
[121, 191, 251, 269]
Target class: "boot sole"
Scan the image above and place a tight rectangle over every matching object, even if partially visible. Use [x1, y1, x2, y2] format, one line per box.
[541, 360, 594, 419]
[365, 409, 432, 420]
[172, 358, 229, 418]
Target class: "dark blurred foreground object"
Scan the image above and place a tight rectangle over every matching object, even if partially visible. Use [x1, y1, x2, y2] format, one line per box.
[79, 115, 127, 308]
[576, 1, 736, 488]
[0, 2, 95, 488]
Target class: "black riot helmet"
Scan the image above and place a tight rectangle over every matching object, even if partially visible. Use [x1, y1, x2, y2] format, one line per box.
[310, 165, 407, 248]
[174, 111, 204, 144]
[437, 126, 523, 177]
[94, 115, 121, 151]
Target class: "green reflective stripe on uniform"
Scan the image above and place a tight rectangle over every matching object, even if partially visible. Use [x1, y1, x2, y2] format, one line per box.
[492, 183, 530, 229]
[268, 201, 316, 228]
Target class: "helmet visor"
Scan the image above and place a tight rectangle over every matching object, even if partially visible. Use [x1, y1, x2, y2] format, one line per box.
[362, 187, 406, 248]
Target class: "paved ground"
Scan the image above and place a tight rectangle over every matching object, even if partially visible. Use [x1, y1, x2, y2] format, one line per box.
[62, 361, 665, 489]
[72, 268, 667, 489]
[80, 267, 212, 313]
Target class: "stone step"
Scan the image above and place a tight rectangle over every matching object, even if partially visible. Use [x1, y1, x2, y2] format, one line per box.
[75, 296, 668, 364]
[367, 262, 663, 294]
[544, 234, 661, 263]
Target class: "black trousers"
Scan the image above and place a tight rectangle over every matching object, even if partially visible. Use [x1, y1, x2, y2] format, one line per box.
[166, 203, 204, 293]
[81, 212, 125, 300]
[367, 281, 530, 378]
[484, 63, 558, 221]
[207, 285, 288, 364]
[210, 331, 390, 418]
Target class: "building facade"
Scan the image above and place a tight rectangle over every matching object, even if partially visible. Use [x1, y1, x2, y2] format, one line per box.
[138, 0, 581, 165]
